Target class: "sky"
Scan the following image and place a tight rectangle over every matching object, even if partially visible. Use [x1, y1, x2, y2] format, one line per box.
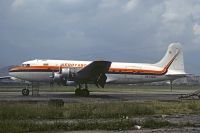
[0, 0, 200, 73]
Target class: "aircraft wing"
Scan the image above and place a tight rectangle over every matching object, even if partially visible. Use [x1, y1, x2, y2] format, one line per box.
[75, 61, 112, 88]
[0, 76, 11, 80]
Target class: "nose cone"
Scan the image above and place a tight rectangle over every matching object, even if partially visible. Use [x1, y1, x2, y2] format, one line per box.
[9, 67, 14, 72]
[9, 66, 19, 77]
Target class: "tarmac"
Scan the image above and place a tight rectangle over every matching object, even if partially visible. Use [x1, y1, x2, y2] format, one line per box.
[0, 91, 185, 103]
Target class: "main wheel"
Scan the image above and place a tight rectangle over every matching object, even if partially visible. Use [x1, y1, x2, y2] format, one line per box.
[75, 88, 81, 96]
[82, 89, 89, 97]
[22, 88, 29, 96]
[75, 88, 90, 96]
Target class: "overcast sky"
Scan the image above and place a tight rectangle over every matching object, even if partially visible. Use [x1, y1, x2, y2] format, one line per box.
[0, 0, 200, 73]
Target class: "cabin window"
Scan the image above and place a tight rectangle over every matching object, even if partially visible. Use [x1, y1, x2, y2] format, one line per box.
[43, 63, 48, 66]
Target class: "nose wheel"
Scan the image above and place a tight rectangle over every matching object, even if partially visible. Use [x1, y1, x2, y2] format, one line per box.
[22, 88, 30, 96]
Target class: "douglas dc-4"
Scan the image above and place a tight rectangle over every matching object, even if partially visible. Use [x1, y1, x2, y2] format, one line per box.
[2, 43, 186, 96]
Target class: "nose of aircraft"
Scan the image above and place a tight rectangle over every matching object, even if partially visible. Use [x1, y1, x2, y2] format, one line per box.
[9, 66, 19, 77]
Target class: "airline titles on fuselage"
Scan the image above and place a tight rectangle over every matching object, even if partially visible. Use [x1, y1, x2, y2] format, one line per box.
[60, 63, 87, 68]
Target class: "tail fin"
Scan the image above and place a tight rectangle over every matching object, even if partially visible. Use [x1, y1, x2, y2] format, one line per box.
[155, 42, 185, 74]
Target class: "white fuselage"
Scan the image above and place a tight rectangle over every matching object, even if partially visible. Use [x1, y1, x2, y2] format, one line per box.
[8, 43, 187, 85]
[9, 59, 179, 84]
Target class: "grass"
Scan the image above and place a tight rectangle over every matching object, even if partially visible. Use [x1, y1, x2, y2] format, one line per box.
[0, 102, 155, 120]
[0, 119, 134, 133]
[0, 103, 64, 120]
[0, 118, 195, 133]
[0, 100, 200, 132]
[0, 84, 200, 132]
[150, 100, 200, 115]
[0, 100, 200, 120]
[143, 118, 175, 129]
[64, 102, 155, 119]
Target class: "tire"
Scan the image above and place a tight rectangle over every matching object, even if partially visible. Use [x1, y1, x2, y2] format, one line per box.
[75, 88, 81, 96]
[82, 89, 89, 97]
[22, 88, 29, 96]
[75, 89, 89, 96]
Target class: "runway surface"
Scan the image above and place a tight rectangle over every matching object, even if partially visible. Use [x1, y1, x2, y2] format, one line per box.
[0, 91, 185, 103]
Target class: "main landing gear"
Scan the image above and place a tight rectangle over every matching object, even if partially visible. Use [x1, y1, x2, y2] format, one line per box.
[170, 80, 174, 92]
[75, 84, 90, 97]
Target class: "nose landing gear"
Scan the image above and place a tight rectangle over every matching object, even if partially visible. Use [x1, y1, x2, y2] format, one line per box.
[22, 88, 29, 96]
[21, 83, 40, 96]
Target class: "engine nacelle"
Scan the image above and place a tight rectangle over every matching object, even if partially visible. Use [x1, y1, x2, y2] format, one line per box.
[61, 68, 71, 78]
[61, 68, 78, 79]
[53, 72, 62, 82]
[66, 81, 76, 86]
[52, 67, 79, 84]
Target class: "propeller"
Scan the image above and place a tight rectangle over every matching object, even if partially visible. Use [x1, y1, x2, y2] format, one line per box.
[49, 66, 63, 86]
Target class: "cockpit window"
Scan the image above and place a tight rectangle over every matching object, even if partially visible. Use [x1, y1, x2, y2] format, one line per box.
[22, 64, 30, 67]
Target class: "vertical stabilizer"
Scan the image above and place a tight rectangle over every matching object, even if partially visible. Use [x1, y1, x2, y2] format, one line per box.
[155, 43, 185, 74]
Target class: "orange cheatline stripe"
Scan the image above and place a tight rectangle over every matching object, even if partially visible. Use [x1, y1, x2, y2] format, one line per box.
[10, 66, 60, 71]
